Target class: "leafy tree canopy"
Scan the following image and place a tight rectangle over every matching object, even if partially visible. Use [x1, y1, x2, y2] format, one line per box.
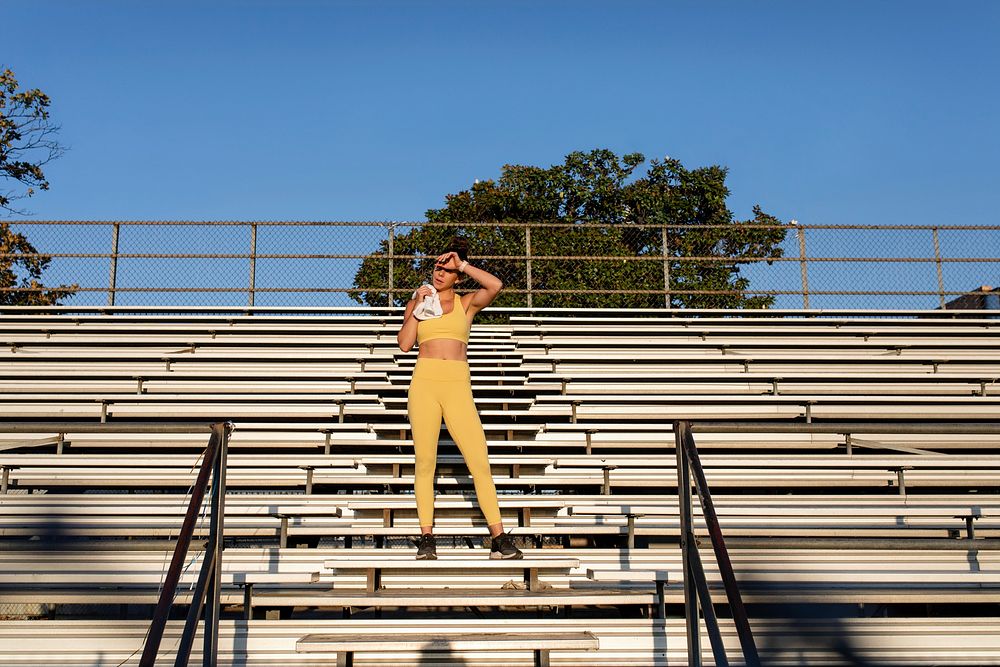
[1, 65, 66, 216]
[1, 66, 76, 305]
[0, 221, 78, 305]
[353, 148, 787, 313]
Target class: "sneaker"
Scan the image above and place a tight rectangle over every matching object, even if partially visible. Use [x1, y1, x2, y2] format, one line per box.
[415, 532, 437, 560]
[489, 530, 523, 560]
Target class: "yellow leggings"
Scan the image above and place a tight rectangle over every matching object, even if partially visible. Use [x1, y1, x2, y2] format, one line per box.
[407, 357, 502, 527]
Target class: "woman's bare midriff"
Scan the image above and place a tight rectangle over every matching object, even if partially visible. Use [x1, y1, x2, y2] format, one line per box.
[416, 338, 467, 360]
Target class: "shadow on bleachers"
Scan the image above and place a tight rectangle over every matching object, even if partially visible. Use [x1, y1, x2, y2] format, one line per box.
[415, 639, 467, 666]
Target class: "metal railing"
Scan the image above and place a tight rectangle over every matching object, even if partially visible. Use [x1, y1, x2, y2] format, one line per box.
[0, 421, 233, 663]
[674, 420, 760, 667]
[137, 421, 233, 667]
[3, 220, 999, 310]
[690, 421, 1000, 554]
[675, 420, 1000, 666]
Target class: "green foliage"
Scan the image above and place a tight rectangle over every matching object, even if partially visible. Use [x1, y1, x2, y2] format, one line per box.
[351, 149, 788, 313]
[1, 66, 66, 215]
[0, 222, 78, 305]
[0, 66, 75, 305]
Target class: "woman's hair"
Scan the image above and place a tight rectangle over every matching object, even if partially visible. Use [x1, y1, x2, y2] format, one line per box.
[445, 236, 469, 261]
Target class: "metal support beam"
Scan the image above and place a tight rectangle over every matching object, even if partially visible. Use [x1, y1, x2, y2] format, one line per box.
[933, 227, 945, 309]
[139, 421, 232, 667]
[674, 421, 700, 667]
[277, 515, 289, 548]
[140, 428, 222, 667]
[661, 226, 671, 309]
[303, 466, 315, 494]
[525, 225, 533, 308]
[248, 223, 257, 306]
[681, 421, 761, 667]
[243, 583, 254, 620]
[387, 224, 395, 308]
[797, 225, 810, 309]
[174, 539, 218, 667]
[725, 537, 1000, 550]
[687, 539, 729, 667]
[107, 223, 120, 306]
[892, 466, 911, 496]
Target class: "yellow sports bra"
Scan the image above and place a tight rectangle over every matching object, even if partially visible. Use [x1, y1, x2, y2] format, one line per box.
[416, 293, 470, 345]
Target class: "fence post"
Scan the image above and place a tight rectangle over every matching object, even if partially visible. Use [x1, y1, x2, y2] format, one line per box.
[248, 223, 257, 307]
[525, 224, 533, 308]
[662, 225, 671, 308]
[107, 223, 120, 306]
[796, 225, 810, 309]
[388, 224, 395, 308]
[933, 227, 945, 309]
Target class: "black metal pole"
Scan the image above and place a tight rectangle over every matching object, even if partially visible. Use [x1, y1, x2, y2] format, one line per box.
[683, 426, 761, 667]
[139, 429, 221, 667]
[174, 540, 218, 667]
[675, 421, 700, 667]
[687, 538, 729, 667]
[204, 422, 231, 666]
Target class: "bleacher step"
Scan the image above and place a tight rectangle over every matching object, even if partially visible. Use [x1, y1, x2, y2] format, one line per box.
[260, 588, 654, 607]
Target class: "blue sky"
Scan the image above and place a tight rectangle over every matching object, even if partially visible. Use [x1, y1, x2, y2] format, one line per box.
[3, 1, 999, 307]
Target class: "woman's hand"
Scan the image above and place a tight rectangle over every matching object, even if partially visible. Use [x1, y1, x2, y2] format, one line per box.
[414, 285, 434, 299]
[435, 252, 463, 270]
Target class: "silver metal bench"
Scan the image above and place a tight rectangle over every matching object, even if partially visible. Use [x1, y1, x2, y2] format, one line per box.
[296, 630, 599, 667]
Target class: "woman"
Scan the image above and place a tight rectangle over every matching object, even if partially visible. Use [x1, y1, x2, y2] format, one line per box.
[396, 237, 522, 560]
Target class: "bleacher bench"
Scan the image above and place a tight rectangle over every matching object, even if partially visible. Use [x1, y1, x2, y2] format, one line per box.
[296, 630, 599, 667]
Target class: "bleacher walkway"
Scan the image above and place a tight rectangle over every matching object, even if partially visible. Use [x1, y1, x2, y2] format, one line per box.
[1, 306, 1000, 665]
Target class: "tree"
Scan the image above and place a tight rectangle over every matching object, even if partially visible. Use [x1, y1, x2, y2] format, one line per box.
[1, 66, 76, 305]
[351, 149, 788, 314]
[0, 221, 78, 305]
[1, 66, 66, 216]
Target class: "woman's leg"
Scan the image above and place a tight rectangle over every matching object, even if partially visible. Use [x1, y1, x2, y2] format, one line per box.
[440, 378, 504, 535]
[407, 378, 443, 532]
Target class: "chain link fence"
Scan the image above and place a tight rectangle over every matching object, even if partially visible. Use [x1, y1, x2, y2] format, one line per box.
[2, 220, 999, 310]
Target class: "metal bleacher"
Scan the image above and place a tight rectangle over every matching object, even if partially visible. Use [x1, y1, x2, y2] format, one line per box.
[1, 306, 1000, 665]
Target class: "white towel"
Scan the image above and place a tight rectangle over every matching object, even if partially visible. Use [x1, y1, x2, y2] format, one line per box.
[411, 283, 443, 320]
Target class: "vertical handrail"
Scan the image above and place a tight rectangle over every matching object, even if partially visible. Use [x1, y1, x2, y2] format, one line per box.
[141, 421, 232, 667]
[687, 537, 729, 666]
[677, 420, 761, 667]
[140, 427, 220, 666]
[204, 421, 229, 665]
[674, 421, 700, 665]
[174, 539, 219, 665]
